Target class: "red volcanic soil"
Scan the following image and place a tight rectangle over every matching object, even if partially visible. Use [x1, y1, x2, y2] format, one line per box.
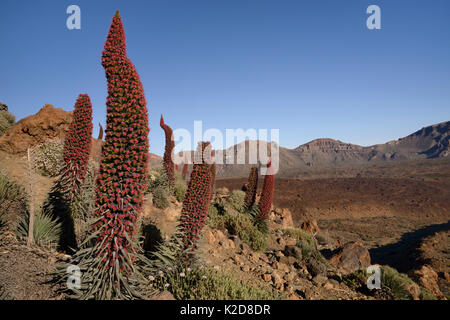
[216, 177, 450, 224]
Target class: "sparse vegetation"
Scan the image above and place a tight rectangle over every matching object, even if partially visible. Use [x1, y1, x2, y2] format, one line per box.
[174, 180, 187, 203]
[228, 190, 246, 213]
[342, 266, 438, 301]
[0, 172, 27, 230]
[380, 266, 418, 300]
[207, 203, 267, 251]
[150, 264, 277, 300]
[0, 109, 15, 136]
[31, 139, 64, 177]
[281, 228, 317, 248]
[153, 185, 170, 209]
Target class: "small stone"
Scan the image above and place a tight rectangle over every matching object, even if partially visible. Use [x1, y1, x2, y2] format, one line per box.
[312, 275, 328, 286]
[152, 290, 175, 300]
[284, 272, 296, 282]
[277, 237, 286, 246]
[285, 237, 297, 246]
[241, 265, 250, 272]
[205, 230, 216, 245]
[284, 245, 302, 260]
[263, 273, 272, 282]
[323, 281, 334, 290]
[271, 271, 284, 288]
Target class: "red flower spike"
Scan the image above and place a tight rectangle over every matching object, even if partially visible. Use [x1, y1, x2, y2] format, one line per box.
[60, 94, 93, 201]
[93, 12, 149, 274]
[160, 114, 175, 184]
[258, 160, 275, 221]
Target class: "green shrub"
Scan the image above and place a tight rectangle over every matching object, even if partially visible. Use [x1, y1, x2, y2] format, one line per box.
[342, 269, 369, 289]
[71, 163, 96, 244]
[31, 139, 64, 177]
[280, 228, 327, 265]
[420, 287, 438, 300]
[153, 186, 170, 209]
[148, 169, 172, 194]
[174, 181, 187, 203]
[0, 172, 27, 230]
[228, 190, 246, 213]
[281, 228, 317, 249]
[0, 110, 15, 136]
[150, 264, 277, 300]
[15, 210, 62, 249]
[297, 241, 328, 265]
[207, 205, 267, 251]
[381, 266, 417, 300]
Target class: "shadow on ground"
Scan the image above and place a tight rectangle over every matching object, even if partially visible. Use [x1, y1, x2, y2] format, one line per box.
[369, 220, 450, 273]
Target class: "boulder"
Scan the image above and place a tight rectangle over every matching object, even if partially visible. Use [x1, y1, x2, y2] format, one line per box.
[329, 241, 371, 274]
[305, 257, 327, 277]
[280, 208, 294, 228]
[271, 208, 294, 228]
[283, 245, 303, 260]
[300, 220, 320, 235]
[205, 229, 216, 245]
[411, 265, 444, 299]
[0, 104, 72, 154]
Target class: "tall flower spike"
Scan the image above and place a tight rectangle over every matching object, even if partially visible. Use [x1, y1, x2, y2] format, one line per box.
[179, 141, 212, 262]
[160, 114, 175, 184]
[244, 165, 258, 209]
[70, 12, 150, 300]
[258, 159, 275, 220]
[60, 94, 93, 201]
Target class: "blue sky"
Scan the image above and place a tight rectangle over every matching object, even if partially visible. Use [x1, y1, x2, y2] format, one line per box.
[1, 0, 449, 156]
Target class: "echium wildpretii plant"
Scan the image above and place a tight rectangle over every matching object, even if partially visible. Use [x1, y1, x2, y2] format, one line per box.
[64, 11, 151, 300]
[160, 114, 175, 185]
[60, 94, 93, 202]
[257, 160, 275, 221]
[244, 165, 258, 209]
[179, 141, 213, 263]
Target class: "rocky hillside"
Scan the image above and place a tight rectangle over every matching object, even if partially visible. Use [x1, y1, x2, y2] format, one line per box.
[0, 104, 162, 167]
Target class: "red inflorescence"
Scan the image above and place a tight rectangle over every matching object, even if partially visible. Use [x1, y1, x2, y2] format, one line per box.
[244, 166, 258, 209]
[160, 114, 175, 184]
[61, 94, 93, 200]
[179, 142, 213, 259]
[258, 161, 275, 220]
[93, 11, 150, 270]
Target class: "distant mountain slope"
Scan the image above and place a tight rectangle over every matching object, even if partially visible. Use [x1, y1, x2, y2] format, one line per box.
[213, 121, 449, 178]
